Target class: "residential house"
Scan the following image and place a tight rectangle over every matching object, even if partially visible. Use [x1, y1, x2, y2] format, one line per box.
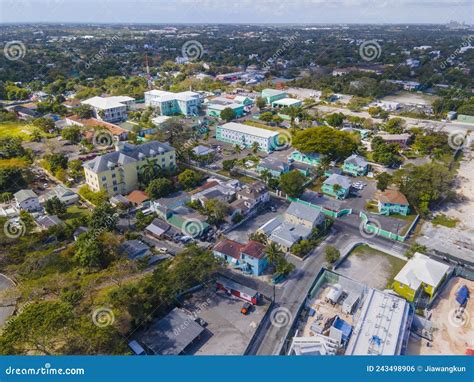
[258, 202, 325, 252]
[343, 154, 369, 176]
[216, 122, 279, 152]
[393, 253, 451, 302]
[236, 181, 270, 211]
[73, 226, 89, 241]
[126, 190, 150, 208]
[40, 185, 79, 205]
[119, 240, 153, 261]
[322, 174, 352, 200]
[36, 215, 63, 229]
[256, 157, 290, 178]
[376, 133, 411, 148]
[14, 189, 40, 212]
[378, 190, 410, 216]
[289, 150, 322, 167]
[191, 181, 236, 206]
[83, 141, 176, 196]
[81, 96, 135, 123]
[145, 218, 171, 239]
[66, 116, 129, 141]
[192, 145, 216, 157]
[144, 90, 202, 116]
[213, 239, 268, 276]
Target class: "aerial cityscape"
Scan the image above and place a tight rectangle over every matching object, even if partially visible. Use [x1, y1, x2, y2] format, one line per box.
[0, 0, 473, 364]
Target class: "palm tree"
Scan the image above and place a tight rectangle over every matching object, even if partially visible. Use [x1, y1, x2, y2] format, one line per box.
[265, 242, 284, 267]
[259, 169, 272, 185]
[139, 159, 161, 185]
[234, 144, 242, 154]
[251, 141, 260, 153]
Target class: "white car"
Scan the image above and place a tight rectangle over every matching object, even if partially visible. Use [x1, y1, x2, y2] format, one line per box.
[157, 247, 168, 254]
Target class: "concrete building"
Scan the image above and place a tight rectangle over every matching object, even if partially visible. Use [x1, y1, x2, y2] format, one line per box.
[236, 181, 270, 210]
[343, 154, 369, 176]
[144, 90, 201, 116]
[289, 150, 322, 167]
[393, 253, 451, 302]
[378, 189, 410, 216]
[83, 141, 176, 195]
[261, 88, 287, 105]
[206, 102, 245, 119]
[322, 174, 352, 200]
[271, 98, 302, 108]
[81, 96, 135, 123]
[215, 122, 279, 152]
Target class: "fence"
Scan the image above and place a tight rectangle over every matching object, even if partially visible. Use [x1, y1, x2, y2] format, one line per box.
[359, 211, 419, 243]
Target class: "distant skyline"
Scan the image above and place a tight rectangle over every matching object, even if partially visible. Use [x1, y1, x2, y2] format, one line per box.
[0, 0, 473, 25]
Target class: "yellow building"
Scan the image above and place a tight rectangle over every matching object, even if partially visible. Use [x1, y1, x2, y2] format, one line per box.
[393, 252, 450, 302]
[84, 141, 176, 195]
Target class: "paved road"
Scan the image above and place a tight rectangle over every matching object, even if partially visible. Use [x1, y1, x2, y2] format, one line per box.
[0, 274, 15, 327]
[252, 214, 410, 355]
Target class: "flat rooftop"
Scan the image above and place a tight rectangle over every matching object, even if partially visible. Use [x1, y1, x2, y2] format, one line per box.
[219, 122, 279, 139]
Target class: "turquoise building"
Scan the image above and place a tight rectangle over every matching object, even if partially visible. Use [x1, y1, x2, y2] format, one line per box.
[378, 189, 410, 216]
[343, 154, 369, 176]
[289, 150, 322, 167]
[207, 103, 245, 119]
[322, 174, 352, 199]
[261, 89, 287, 105]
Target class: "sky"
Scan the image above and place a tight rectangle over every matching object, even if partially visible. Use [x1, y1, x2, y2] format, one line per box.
[0, 0, 472, 25]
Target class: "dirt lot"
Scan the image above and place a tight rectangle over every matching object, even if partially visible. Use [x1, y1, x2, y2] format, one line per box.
[336, 245, 406, 290]
[408, 277, 474, 355]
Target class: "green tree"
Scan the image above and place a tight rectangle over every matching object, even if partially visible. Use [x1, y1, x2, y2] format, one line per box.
[44, 196, 67, 217]
[0, 301, 74, 355]
[279, 170, 306, 198]
[256, 97, 266, 110]
[222, 159, 236, 172]
[220, 107, 236, 122]
[146, 178, 174, 199]
[178, 169, 202, 190]
[325, 245, 340, 263]
[326, 112, 345, 127]
[376, 172, 393, 191]
[89, 203, 118, 231]
[61, 126, 82, 143]
[204, 199, 229, 224]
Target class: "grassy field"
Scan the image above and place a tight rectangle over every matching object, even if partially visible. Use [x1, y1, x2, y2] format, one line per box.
[432, 213, 459, 228]
[0, 122, 35, 140]
[0, 158, 29, 169]
[64, 205, 91, 224]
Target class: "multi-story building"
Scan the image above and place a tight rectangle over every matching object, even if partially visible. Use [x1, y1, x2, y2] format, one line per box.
[216, 122, 279, 152]
[343, 154, 369, 177]
[289, 150, 322, 167]
[81, 96, 135, 123]
[83, 141, 176, 196]
[322, 174, 352, 199]
[261, 88, 287, 105]
[377, 189, 410, 216]
[213, 239, 268, 276]
[14, 189, 40, 212]
[144, 90, 202, 116]
[376, 133, 412, 148]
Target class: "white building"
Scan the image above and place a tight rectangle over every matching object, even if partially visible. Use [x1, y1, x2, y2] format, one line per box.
[14, 189, 40, 212]
[215, 122, 279, 152]
[81, 96, 135, 123]
[144, 90, 202, 116]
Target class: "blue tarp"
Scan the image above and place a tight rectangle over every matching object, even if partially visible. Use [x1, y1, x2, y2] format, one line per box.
[455, 285, 469, 305]
[333, 316, 352, 343]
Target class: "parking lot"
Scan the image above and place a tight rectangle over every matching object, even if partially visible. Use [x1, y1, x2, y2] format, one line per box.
[183, 287, 270, 355]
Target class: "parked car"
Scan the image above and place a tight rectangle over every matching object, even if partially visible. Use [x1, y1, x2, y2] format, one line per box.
[157, 247, 168, 254]
[195, 317, 207, 327]
[241, 302, 252, 315]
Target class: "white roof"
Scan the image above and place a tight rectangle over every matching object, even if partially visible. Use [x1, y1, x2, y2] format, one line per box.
[220, 122, 278, 139]
[207, 103, 242, 111]
[145, 89, 199, 102]
[394, 252, 450, 289]
[272, 97, 301, 106]
[82, 96, 134, 110]
[151, 116, 171, 125]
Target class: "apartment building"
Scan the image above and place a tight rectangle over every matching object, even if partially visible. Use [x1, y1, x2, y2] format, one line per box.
[144, 90, 202, 116]
[215, 122, 279, 152]
[83, 141, 176, 196]
[81, 96, 135, 123]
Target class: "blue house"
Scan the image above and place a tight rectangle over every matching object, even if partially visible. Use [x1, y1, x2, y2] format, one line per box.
[343, 154, 369, 177]
[256, 157, 290, 178]
[213, 239, 267, 276]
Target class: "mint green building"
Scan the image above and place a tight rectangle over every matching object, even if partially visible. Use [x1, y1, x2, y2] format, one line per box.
[215, 122, 279, 152]
[343, 154, 369, 176]
[289, 150, 322, 167]
[322, 174, 352, 199]
[261, 89, 287, 105]
[378, 189, 410, 216]
[207, 103, 245, 119]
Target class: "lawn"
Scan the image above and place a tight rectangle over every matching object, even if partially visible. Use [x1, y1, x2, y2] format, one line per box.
[0, 122, 53, 141]
[243, 120, 287, 134]
[432, 213, 459, 228]
[216, 170, 257, 184]
[64, 205, 91, 224]
[0, 158, 29, 169]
